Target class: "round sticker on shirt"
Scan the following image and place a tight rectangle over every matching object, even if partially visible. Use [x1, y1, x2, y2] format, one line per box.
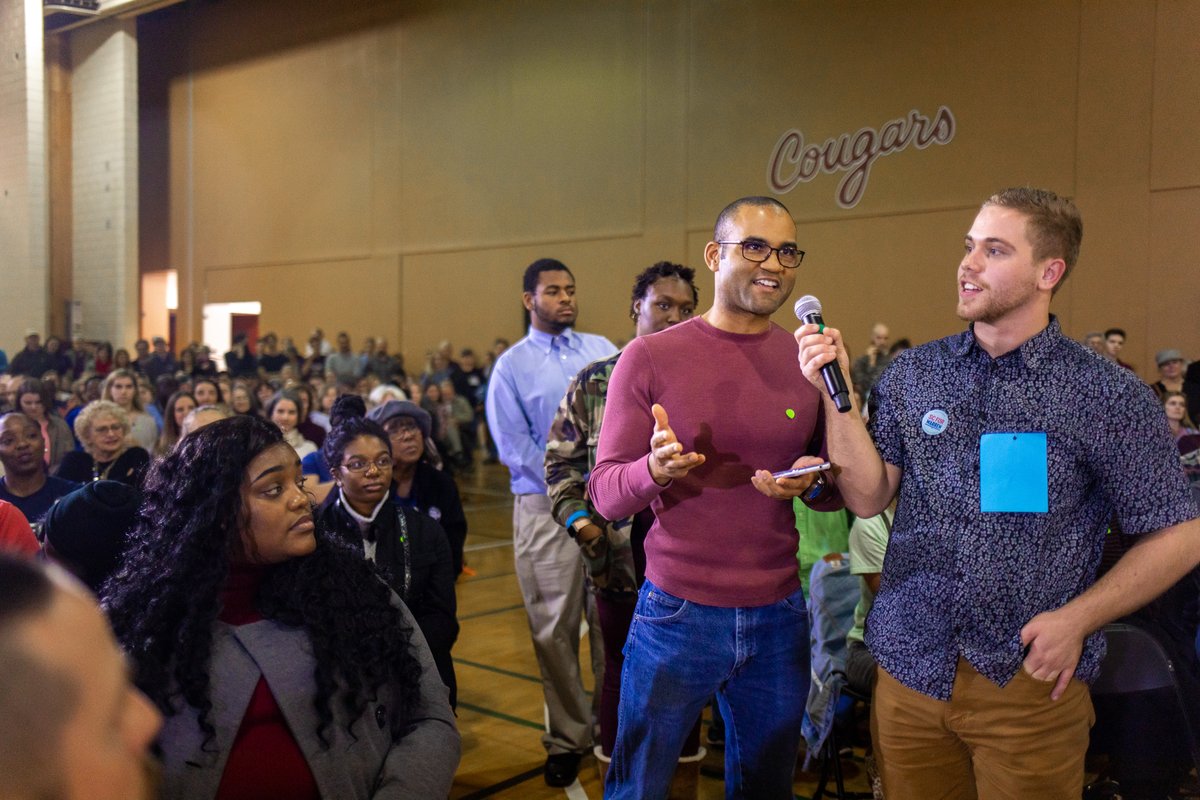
[427, 506, 442, 522]
[921, 409, 949, 436]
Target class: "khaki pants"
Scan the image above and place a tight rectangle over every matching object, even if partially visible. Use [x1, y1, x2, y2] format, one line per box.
[871, 657, 1095, 800]
[512, 493, 601, 755]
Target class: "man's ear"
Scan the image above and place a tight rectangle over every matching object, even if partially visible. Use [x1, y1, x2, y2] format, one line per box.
[521, 292, 535, 311]
[1039, 257, 1067, 292]
[704, 242, 721, 274]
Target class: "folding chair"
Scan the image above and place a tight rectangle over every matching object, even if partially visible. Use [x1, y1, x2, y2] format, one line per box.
[1088, 622, 1200, 794]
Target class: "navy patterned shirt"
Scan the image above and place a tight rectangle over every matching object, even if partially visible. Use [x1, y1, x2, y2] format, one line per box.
[865, 316, 1197, 700]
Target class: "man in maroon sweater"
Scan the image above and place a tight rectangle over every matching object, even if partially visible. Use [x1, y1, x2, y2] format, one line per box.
[589, 196, 842, 798]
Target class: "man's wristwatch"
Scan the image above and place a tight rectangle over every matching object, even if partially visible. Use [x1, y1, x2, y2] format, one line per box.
[566, 510, 592, 538]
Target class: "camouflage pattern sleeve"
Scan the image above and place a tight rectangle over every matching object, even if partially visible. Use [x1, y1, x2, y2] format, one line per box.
[545, 368, 596, 529]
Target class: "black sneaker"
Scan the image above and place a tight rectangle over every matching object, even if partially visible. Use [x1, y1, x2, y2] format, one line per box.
[544, 752, 583, 788]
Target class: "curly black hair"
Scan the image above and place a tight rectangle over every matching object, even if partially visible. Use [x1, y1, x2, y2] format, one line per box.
[101, 414, 422, 751]
[629, 261, 699, 318]
[321, 394, 392, 471]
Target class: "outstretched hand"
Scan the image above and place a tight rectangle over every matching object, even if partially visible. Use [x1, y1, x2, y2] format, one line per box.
[647, 403, 705, 486]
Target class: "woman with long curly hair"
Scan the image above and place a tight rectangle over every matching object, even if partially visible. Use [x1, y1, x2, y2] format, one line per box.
[316, 395, 459, 708]
[102, 415, 459, 798]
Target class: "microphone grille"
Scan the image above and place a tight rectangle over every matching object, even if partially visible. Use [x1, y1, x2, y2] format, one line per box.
[793, 295, 822, 320]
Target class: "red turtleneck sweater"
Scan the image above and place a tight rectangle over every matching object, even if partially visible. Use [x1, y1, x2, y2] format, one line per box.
[215, 563, 320, 800]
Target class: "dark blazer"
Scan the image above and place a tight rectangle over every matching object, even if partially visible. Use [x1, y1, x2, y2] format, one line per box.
[318, 491, 460, 707]
[155, 603, 460, 799]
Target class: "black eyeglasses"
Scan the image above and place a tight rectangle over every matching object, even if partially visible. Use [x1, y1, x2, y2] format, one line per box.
[717, 240, 805, 268]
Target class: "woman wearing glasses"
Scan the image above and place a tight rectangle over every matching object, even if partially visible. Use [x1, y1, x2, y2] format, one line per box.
[366, 399, 469, 578]
[316, 395, 459, 708]
[56, 400, 150, 486]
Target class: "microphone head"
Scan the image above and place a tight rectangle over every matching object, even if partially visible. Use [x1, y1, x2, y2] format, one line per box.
[793, 295, 822, 321]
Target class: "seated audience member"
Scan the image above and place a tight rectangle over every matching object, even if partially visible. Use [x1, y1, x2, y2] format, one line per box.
[43, 335, 72, 378]
[176, 347, 197, 378]
[256, 333, 289, 377]
[1104, 327, 1134, 370]
[91, 341, 114, 377]
[0, 555, 162, 800]
[439, 378, 476, 467]
[112, 348, 134, 372]
[63, 375, 103, 448]
[326, 332, 364, 386]
[0, 499, 39, 555]
[310, 383, 340, 431]
[57, 401, 150, 486]
[179, 404, 234, 442]
[850, 323, 892, 396]
[192, 345, 218, 378]
[302, 333, 327, 380]
[153, 373, 180, 414]
[136, 374, 162, 418]
[191, 376, 223, 407]
[1082, 331, 1105, 355]
[42, 480, 140, 593]
[228, 382, 260, 417]
[0, 413, 80, 533]
[156, 391, 196, 455]
[1152, 349, 1186, 399]
[130, 338, 151, 375]
[13, 378, 74, 471]
[143, 336, 177, 384]
[255, 379, 277, 411]
[102, 415, 460, 797]
[1163, 391, 1199, 442]
[366, 338, 402, 383]
[845, 502, 895, 696]
[369, 400, 468, 576]
[102, 369, 158, 452]
[265, 389, 317, 458]
[292, 382, 327, 448]
[369, 382, 408, 408]
[8, 330, 55, 378]
[317, 396, 459, 707]
[224, 333, 258, 378]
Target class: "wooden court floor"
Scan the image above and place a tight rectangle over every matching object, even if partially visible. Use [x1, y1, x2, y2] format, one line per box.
[449, 461, 873, 800]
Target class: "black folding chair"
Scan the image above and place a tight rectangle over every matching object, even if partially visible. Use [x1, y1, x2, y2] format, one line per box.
[1088, 622, 1200, 792]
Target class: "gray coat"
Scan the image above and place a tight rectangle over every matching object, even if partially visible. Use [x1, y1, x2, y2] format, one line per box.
[156, 602, 460, 799]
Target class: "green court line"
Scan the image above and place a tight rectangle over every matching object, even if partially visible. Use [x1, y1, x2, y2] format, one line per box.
[457, 700, 543, 731]
[454, 657, 542, 684]
[459, 602, 526, 621]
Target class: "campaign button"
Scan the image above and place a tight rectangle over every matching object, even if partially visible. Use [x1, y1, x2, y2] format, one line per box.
[921, 409, 949, 436]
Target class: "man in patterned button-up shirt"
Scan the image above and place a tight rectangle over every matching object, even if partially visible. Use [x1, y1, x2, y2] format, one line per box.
[796, 187, 1200, 800]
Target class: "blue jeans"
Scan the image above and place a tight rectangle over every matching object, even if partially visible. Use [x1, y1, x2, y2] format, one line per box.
[605, 579, 810, 800]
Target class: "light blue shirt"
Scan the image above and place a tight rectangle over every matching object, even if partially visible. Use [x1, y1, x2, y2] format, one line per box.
[485, 327, 616, 495]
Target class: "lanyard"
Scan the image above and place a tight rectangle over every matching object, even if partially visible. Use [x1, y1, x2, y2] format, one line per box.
[393, 506, 411, 600]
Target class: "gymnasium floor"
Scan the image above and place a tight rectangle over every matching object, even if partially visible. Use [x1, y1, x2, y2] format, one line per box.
[448, 461, 874, 799]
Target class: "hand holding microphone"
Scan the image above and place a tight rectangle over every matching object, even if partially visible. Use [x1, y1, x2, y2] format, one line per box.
[793, 295, 853, 413]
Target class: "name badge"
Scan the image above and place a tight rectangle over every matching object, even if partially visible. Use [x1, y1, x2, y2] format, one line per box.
[980, 432, 1048, 513]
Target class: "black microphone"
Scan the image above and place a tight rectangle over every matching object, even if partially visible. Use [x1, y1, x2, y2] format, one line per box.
[794, 295, 852, 413]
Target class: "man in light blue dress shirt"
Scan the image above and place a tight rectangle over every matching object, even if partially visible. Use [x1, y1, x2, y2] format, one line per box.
[485, 258, 616, 787]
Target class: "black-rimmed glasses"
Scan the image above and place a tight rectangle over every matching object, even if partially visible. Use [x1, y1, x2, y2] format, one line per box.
[717, 240, 805, 268]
